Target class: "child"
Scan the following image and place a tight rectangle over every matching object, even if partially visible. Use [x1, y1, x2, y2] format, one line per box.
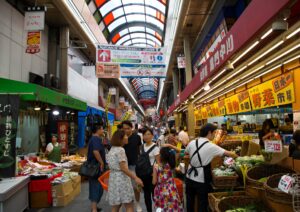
[153, 147, 183, 211]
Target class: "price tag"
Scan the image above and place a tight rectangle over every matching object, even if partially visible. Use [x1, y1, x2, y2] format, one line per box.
[264, 140, 282, 153]
[278, 175, 294, 193]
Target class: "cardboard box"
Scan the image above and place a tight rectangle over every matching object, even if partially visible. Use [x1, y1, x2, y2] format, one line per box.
[30, 191, 51, 208]
[52, 192, 74, 207]
[52, 180, 73, 197]
[73, 182, 81, 197]
[71, 175, 81, 189]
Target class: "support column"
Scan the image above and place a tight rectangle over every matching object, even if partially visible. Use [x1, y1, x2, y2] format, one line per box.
[47, 27, 58, 76]
[184, 35, 194, 137]
[59, 26, 69, 94]
[184, 35, 192, 84]
[172, 69, 179, 100]
[187, 102, 195, 138]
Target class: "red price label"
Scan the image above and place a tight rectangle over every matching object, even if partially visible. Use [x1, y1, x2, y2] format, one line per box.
[264, 140, 282, 153]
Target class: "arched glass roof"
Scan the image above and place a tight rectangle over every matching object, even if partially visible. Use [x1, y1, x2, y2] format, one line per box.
[86, 0, 168, 107]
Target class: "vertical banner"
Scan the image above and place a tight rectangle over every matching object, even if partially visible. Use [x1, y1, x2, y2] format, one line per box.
[0, 95, 19, 178]
[58, 122, 68, 154]
[26, 31, 41, 54]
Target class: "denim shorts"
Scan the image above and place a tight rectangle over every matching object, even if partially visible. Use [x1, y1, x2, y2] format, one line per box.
[89, 177, 103, 203]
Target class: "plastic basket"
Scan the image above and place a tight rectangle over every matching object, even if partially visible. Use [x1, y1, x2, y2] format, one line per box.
[173, 178, 183, 200]
[98, 170, 110, 191]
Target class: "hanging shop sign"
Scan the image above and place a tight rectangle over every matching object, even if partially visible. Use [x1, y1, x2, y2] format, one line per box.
[225, 91, 252, 115]
[97, 45, 165, 64]
[96, 63, 120, 78]
[194, 109, 202, 120]
[0, 95, 20, 178]
[26, 31, 41, 54]
[177, 56, 186, 69]
[168, 0, 290, 114]
[249, 72, 295, 110]
[120, 64, 166, 78]
[96, 45, 165, 78]
[58, 122, 68, 154]
[24, 9, 45, 31]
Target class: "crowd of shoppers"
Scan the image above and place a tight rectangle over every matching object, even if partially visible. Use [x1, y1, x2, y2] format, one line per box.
[86, 122, 238, 211]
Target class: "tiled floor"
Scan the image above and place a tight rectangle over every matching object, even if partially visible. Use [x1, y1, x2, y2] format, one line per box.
[27, 181, 147, 212]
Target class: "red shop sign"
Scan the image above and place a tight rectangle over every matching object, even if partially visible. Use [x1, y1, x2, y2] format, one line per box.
[168, 0, 290, 114]
[57, 122, 68, 154]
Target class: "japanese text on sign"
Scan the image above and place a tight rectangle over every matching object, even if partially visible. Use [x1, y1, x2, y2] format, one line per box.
[264, 140, 282, 153]
[199, 34, 234, 82]
[24, 11, 45, 31]
[249, 72, 295, 110]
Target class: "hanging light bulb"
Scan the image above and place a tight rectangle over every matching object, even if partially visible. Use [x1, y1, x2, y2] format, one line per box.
[34, 103, 41, 111]
[45, 104, 51, 111]
[52, 109, 60, 116]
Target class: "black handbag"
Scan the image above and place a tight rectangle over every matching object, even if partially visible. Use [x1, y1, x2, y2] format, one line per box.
[79, 161, 100, 178]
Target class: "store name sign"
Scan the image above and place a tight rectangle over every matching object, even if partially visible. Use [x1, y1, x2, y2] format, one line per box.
[199, 34, 234, 82]
[24, 11, 45, 31]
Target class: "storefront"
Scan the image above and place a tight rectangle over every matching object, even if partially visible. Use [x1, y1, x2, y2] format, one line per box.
[0, 77, 87, 158]
[77, 105, 114, 148]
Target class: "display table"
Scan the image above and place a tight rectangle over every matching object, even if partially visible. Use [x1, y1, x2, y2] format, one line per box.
[0, 176, 30, 212]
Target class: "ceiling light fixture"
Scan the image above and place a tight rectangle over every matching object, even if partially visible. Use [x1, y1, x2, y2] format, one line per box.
[266, 44, 300, 65]
[260, 29, 273, 40]
[34, 104, 41, 111]
[241, 65, 265, 79]
[53, 109, 60, 116]
[283, 55, 300, 64]
[45, 105, 51, 111]
[248, 40, 284, 66]
[286, 27, 300, 39]
[232, 41, 260, 65]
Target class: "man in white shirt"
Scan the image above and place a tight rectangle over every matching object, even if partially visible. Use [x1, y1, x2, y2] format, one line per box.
[178, 126, 189, 147]
[185, 124, 238, 212]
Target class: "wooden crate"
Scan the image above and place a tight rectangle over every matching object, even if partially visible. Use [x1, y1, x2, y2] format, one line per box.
[208, 191, 246, 212]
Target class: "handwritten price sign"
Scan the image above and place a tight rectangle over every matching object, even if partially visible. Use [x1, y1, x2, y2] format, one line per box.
[264, 140, 282, 153]
[278, 175, 294, 193]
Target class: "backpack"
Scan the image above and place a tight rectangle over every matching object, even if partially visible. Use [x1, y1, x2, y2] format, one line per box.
[135, 144, 157, 177]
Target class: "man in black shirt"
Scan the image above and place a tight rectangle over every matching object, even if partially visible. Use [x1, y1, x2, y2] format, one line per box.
[122, 120, 142, 212]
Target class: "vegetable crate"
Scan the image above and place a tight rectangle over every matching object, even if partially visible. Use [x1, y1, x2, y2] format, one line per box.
[208, 191, 246, 212]
[212, 173, 239, 188]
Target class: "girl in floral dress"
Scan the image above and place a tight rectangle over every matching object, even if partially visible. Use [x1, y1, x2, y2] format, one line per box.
[153, 147, 183, 211]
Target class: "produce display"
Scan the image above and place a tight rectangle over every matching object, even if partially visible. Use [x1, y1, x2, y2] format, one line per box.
[213, 166, 236, 177]
[225, 204, 265, 212]
[234, 155, 265, 168]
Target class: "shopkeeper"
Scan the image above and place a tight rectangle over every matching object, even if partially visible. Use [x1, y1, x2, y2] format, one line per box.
[45, 134, 61, 163]
[185, 123, 238, 212]
[259, 119, 281, 148]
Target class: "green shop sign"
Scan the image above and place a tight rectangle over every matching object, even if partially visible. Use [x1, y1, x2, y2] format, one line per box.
[0, 78, 87, 111]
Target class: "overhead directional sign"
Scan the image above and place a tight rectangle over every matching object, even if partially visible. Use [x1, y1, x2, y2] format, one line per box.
[96, 44, 166, 78]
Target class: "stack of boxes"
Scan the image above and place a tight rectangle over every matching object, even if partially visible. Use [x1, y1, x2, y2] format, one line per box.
[51, 174, 81, 207]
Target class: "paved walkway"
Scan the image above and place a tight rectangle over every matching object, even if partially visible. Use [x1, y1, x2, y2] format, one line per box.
[27, 181, 147, 212]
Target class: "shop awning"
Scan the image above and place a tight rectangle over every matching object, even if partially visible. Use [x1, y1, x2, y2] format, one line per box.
[0, 78, 87, 111]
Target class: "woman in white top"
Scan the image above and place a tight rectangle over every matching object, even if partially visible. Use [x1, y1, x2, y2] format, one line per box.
[141, 127, 160, 212]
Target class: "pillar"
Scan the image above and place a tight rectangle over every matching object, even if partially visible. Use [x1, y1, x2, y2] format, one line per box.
[59, 26, 69, 94]
[174, 112, 180, 130]
[184, 35, 192, 84]
[172, 68, 179, 100]
[293, 68, 300, 111]
[187, 102, 195, 138]
[47, 27, 58, 76]
[184, 35, 194, 137]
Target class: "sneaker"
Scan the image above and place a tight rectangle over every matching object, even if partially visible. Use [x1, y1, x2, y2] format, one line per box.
[136, 202, 142, 212]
